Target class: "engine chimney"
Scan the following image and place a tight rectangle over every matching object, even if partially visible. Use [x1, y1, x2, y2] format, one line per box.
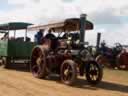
[80, 14, 87, 44]
[96, 32, 101, 51]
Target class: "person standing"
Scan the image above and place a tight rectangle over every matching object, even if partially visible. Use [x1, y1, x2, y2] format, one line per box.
[34, 29, 44, 44]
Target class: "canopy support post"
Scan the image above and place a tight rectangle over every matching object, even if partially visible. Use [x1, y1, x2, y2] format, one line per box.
[14, 30, 16, 39]
[25, 28, 27, 41]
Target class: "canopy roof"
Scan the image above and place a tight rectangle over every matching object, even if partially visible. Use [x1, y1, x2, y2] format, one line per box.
[0, 22, 33, 30]
[28, 18, 93, 32]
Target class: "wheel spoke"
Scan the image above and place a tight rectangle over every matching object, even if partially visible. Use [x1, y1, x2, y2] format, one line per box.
[31, 47, 47, 78]
[61, 60, 76, 85]
[86, 62, 103, 84]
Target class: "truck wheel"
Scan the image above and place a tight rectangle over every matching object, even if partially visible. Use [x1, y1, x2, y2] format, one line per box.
[85, 61, 103, 85]
[61, 60, 77, 85]
[31, 46, 48, 78]
[1, 57, 11, 68]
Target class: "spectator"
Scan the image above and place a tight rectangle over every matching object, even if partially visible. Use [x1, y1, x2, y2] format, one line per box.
[45, 29, 56, 40]
[35, 29, 44, 44]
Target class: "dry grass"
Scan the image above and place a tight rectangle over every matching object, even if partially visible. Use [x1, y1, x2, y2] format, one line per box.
[0, 65, 128, 96]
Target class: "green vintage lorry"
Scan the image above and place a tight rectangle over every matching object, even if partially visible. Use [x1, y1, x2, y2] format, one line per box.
[0, 22, 35, 68]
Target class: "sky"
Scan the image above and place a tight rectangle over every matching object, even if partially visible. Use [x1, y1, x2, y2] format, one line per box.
[0, 0, 128, 46]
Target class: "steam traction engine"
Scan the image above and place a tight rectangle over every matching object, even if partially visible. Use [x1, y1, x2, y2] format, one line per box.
[30, 14, 103, 85]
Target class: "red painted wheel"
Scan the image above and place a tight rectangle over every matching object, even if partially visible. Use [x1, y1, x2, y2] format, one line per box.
[61, 60, 77, 85]
[31, 46, 48, 78]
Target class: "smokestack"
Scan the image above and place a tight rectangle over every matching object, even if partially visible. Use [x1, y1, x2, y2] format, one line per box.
[80, 14, 87, 43]
[96, 32, 101, 51]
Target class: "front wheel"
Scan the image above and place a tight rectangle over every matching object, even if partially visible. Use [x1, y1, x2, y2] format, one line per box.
[61, 60, 77, 85]
[85, 61, 103, 85]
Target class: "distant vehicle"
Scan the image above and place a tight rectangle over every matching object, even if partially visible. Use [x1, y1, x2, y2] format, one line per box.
[28, 14, 103, 85]
[0, 22, 34, 68]
[116, 45, 128, 70]
[96, 42, 128, 69]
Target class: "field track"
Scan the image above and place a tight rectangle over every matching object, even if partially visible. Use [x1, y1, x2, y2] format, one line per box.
[0, 64, 128, 96]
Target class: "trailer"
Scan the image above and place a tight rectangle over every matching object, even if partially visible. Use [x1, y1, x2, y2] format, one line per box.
[0, 22, 35, 68]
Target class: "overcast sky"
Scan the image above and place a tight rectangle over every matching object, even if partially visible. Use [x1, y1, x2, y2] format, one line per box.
[0, 0, 128, 46]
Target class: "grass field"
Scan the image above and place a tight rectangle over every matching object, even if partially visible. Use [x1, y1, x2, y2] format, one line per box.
[104, 68, 128, 84]
[0, 65, 128, 96]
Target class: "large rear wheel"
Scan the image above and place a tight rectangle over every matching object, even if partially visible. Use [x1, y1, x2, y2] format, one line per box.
[31, 46, 48, 78]
[61, 60, 77, 85]
[85, 61, 103, 85]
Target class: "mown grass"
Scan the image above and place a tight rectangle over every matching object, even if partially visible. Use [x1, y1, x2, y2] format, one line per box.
[103, 68, 128, 84]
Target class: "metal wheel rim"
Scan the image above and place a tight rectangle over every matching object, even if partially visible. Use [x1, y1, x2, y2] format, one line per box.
[88, 63, 99, 81]
[31, 47, 45, 76]
[62, 63, 74, 83]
